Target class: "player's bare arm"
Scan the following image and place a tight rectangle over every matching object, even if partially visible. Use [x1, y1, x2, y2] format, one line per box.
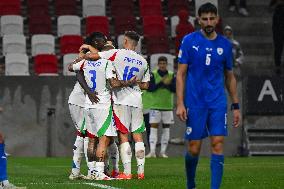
[79, 44, 101, 60]
[137, 81, 149, 90]
[108, 76, 138, 88]
[225, 70, 241, 128]
[76, 70, 99, 103]
[176, 63, 188, 122]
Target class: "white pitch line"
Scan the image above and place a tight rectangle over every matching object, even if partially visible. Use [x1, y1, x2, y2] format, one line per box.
[85, 182, 123, 189]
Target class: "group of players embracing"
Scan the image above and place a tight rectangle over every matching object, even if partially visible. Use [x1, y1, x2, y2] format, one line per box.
[67, 31, 150, 181]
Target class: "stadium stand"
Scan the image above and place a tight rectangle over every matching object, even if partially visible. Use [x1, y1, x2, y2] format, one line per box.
[85, 16, 109, 37]
[55, 0, 77, 16]
[34, 54, 58, 76]
[57, 16, 81, 37]
[82, 0, 106, 17]
[5, 53, 29, 76]
[27, 0, 49, 16]
[0, 15, 24, 36]
[145, 36, 169, 55]
[114, 16, 137, 36]
[2, 34, 26, 55]
[139, 0, 163, 16]
[111, 0, 134, 17]
[31, 34, 55, 56]
[168, 0, 190, 16]
[59, 35, 83, 55]
[28, 15, 52, 35]
[142, 15, 167, 37]
[62, 54, 77, 76]
[0, 0, 21, 15]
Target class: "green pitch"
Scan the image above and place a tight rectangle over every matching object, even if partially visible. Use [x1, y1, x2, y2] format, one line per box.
[7, 157, 284, 189]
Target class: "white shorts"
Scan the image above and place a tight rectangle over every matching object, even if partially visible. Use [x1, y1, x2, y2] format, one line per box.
[69, 104, 86, 132]
[113, 104, 145, 134]
[149, 110, 174, 124]
[85, 106, 117, 138]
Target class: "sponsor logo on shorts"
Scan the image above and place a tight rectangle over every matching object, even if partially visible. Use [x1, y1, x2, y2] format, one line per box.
[186, 127, 192, 135]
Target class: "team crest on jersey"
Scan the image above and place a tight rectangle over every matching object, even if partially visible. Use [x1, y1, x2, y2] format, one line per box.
[186, 127, 192, 135]
[178, 50, 182, 58]
[217, 48, 223, 55]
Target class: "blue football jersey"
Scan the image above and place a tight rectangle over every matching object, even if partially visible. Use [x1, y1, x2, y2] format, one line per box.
[178, 30, 233, 108]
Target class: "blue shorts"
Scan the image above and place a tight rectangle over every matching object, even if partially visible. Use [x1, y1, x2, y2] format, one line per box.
[184, 107, 228, 140]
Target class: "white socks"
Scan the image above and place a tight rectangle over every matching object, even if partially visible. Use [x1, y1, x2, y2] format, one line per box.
[108, 142, 119, 172]
[120, 142, 132, 175]
[72, 136, 84, 175]
[149, 128, 158, 154]
[161, 128, 170, 155]
[135, 142, 145, 174]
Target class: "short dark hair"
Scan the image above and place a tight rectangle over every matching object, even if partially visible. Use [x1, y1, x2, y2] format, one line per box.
[124, 31, 140, 43]
[158, 56, 168, 63]
[85, 32, 107, 45]
[198, 2, 218, 16]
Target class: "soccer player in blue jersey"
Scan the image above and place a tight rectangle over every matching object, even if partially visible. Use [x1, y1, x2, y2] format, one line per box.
[176, 3, 241, 189]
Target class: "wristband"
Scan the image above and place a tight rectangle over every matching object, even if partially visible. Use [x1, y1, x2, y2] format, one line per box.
[231, 103, 240, 110]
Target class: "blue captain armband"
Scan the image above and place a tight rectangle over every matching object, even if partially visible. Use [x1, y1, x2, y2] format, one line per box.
[231, 103, 240, 110]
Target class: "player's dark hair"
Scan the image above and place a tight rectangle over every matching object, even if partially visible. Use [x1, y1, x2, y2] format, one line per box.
[85, 32, 107, 45]
[158, 56, 168, 63]
[102, 44, 115, 51]
[124, 31, 140, 43]
[198, 2, 218, 16]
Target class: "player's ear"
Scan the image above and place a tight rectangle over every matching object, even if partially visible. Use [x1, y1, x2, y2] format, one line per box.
[216, 16, 220, 24]
[197, 16, 201, 25]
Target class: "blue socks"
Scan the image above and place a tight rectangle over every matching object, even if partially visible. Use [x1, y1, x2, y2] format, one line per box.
[185, 152, 199, 189]
[0, 143, 8, 182]
[210, 154, 224, 189]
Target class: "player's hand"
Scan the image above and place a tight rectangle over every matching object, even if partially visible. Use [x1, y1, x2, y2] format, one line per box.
[87, 92, 100, 104]
[176, 104, 187, 122]
[161, 76, 172, 85]
[79, 44, 91, 52]
[232, 109, 241, 128]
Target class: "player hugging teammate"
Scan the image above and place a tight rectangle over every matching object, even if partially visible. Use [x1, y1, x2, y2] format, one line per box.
[68, 31, 150, 180]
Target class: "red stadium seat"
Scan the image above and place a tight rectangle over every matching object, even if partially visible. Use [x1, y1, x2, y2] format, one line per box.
[114, 16, 137, 36]
[29, 15, 52, 34]
[34, 54, 58, 75]
[27, 0, 49, 16]
[143, 16, 166, 37]
[111, 0, 134, 16]
[60, 35, 83, 55]
[55, 0, 77, 16]
[85, 16, 109, 37]
[0, 0, 21, 15]
[140, 0, 162, 16]
[145, 36, 169, 54]
[168, 0, 189, 16]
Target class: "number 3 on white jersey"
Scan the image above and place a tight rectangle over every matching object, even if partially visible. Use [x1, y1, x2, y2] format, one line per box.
[206, 54, 211, 66]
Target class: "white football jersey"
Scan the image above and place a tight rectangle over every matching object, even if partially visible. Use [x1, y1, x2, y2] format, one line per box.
[73, 59, 115, 109]
[68, 82, 85, 107]
[98, 49, 150, 108]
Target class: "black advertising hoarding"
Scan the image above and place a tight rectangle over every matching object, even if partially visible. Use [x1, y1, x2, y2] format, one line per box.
[245, 76, 284, 115]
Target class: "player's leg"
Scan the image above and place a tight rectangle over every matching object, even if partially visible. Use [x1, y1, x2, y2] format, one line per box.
[160, 110, 174, 158]
[84, 108, 98, 180]
[146, 110, 161, 158]
[113, 104, 132, 179]
[184, 108, 208, 189]
[93, 106, 117, 180]
[0, 132, 8, 185]
[68, 104, 85, 180]
[0, 132, 26, 189]
[108, 138, 119, 177]
[131, 107, 146, 179]
[208, 107, 227, 189]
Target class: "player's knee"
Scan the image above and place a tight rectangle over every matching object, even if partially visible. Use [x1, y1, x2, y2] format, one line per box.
[188, 142, 201, 156]
[0, 133, 4, 143]
[211, 142, 223, 154]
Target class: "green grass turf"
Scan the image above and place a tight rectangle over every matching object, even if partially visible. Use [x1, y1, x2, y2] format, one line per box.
[6, 156, 284, 189]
